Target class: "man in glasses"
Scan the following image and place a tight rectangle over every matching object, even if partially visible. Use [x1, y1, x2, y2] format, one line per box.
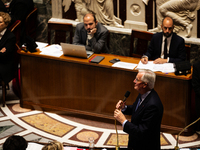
[114, 69, 163, 150]
[141, 16, 186, 64]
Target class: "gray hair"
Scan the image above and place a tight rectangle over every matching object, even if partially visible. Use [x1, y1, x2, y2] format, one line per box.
[139, 69, 156, 89]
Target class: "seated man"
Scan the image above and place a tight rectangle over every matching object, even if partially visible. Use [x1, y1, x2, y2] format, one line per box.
[141, 17, 186, 64]
[0, 0, 7, 12]
[73, 13, 109, 53]
[7, 0, 34, 25]
[7, 0, 34, 45]
[0, 11, 16, 84]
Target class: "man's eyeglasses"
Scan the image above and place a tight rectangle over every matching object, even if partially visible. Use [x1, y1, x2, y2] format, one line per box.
[134, 77, 143, 83]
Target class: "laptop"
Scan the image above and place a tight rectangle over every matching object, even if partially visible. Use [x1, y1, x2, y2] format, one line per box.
[61, 43, 94, 59]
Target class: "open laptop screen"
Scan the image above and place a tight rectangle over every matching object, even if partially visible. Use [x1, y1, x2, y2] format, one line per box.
[61, 43, 93, 58]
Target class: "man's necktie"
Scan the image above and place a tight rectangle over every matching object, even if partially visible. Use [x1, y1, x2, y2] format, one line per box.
[164, 38, 168, 59]
[135, 97, 141, 111]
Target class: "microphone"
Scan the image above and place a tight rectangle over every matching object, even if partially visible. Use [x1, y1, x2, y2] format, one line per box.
[122, 91, 130, 102]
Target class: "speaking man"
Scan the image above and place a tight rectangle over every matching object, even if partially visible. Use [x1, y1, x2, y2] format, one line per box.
[114, 69, 163, 150]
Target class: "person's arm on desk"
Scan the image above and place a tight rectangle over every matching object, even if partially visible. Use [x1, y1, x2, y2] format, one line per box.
[153, 58, 168, 64]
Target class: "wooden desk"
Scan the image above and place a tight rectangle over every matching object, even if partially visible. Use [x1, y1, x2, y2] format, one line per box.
[18, 50, 193, 134]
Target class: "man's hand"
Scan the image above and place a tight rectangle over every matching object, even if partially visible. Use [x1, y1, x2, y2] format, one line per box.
[0, 47, 6, 53]
[114, 109, 126, 124]
[116, 100, 126, 110]
[141, 56, 148, 64]
[89, 28, 97, 34]
[153, 58, 168, 64]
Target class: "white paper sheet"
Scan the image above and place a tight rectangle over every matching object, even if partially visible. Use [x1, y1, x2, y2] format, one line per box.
[36, 41, 48, 50]
[112, 61, 137, 70]
[27, 143, 78, 150]
[64, 147, 78, 150]
[27, 142, 44, 150]
[136, 61, 175, 73]
[40, 44, 63, 57]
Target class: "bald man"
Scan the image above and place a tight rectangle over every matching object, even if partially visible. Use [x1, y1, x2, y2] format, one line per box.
[73, 13, 109, 53]
[141, 17, 186, 64]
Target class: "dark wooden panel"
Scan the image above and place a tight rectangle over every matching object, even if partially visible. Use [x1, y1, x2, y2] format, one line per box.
[19, 51, 193, 134]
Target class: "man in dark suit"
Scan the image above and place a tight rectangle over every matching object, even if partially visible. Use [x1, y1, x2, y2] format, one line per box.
[0, 12, 16, 84]
[73, 13, 109, 53]
[7, 0, 34, 45]
[141, 16, 186, 64]
[114, 69, 163, 150]
[192, 61, 200, 127]
[0, 0, 7, 12]
[8, 0, 34, 25]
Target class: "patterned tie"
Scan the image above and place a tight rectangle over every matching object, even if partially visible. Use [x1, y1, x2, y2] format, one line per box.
[164, 38, 168, 59]
[135, 97, 141, 111]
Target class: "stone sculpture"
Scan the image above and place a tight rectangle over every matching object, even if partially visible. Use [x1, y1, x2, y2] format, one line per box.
[63, 0, 123, 28]
[144, 0, 200, 38]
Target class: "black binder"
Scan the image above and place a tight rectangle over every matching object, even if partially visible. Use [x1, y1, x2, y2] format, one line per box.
[89, 55, 105, 64]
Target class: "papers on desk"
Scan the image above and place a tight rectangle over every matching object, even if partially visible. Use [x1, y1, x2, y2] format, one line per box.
[27, 143, 83, 150]
[136, 61, 175, 73]
[112, 61, 138, 70]
[36, 41, 48, 50]
[40, 44, 63, 57]
[27, 142, 44, 150]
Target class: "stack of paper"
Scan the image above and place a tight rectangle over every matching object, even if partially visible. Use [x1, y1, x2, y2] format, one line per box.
[36, 41, 48, 50]
[136, 61, 175, 73]
[27, 143, 84, 150]
[40, 44, 63, 57]
[112, 61, 138, 70]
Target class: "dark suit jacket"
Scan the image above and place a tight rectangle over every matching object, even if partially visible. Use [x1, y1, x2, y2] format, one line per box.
[8, 0, 34, 45]
[0, 29, 16, 83]
[123, 89, 163, 150]
[9, 0, 34, 24]
[192, 61, 200, 117]
[145, 32, 186, 63]
[0, 0, 7, 12]
[73, 22, 109, 53]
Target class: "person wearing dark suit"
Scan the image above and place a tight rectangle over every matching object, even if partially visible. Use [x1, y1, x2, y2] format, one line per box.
[141, 16, 186, 64]
[0, 11, 16, 84]
[8, 0, 34, 25]
[7, 0, 34, 45]
[0, 0, 7, 12]
[73, 13, 109, 53]
[192, 61, 200, 118]
[114, 69, 163, 150]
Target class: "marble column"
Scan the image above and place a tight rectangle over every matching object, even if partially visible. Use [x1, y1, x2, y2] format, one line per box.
[52, 0, 62, 18]
[124, 0, 147, 31]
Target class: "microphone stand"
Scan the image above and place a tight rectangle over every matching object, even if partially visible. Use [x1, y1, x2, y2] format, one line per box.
[115, 92, 130, 150]
[115, 102, 124, 150]
[174, 117, 200, 150]
[115, 119, 119, 150]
